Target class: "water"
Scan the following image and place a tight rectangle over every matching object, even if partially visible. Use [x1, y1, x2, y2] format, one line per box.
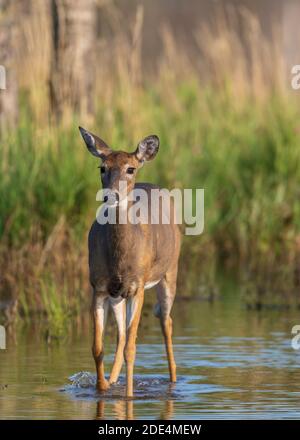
[1, 281, 300, 419]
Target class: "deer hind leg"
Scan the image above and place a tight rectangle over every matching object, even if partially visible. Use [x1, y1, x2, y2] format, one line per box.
[109, 297, 126, 385]
[155, 271, 177, 383]
[124, 287, 145, 397]
[92, 294, 109, 391]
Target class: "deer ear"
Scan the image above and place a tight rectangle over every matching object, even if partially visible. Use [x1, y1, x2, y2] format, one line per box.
[135, 135, 160, 162]
[79, 126, 112, 159]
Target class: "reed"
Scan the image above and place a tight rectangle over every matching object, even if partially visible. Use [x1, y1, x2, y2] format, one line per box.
[1, 3, 300, 326]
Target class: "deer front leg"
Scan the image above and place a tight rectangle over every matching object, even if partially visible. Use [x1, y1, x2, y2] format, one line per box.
[124, 288, 144, 397]
[109, 297, 126, 384]
[92, 294, 109, 391]
[156, 278, 177, 383]
[160, 315, 177, 382]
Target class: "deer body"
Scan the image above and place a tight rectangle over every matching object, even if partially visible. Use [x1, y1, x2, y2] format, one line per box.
[79, 127, 181, 397]
[89, 183, 179, 298]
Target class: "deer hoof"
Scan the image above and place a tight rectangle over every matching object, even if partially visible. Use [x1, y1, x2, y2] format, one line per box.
[96, 379, 110, 392]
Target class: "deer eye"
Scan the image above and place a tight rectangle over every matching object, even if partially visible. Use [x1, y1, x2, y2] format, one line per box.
[99, 166, 106, 173]
[127, 167, 135, 175]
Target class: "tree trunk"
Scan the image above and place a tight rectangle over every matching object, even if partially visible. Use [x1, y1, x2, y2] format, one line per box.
[0, 0, 19, 130]
[50, 0, 97, 118]
[282, 0, 300, 77]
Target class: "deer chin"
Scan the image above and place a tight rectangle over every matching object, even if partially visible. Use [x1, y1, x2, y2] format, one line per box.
[105, 193, 129, 209]
[106, 199, 126, 208]
[108, 197, 129, 209]
[106, 200, 119, 208]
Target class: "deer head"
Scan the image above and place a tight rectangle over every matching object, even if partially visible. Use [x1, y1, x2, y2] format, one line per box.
[79, 127, 159, 206]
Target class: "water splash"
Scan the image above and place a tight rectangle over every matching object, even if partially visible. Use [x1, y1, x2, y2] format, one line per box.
[61, 372, 184, 400]
[69, 371, 96, 388]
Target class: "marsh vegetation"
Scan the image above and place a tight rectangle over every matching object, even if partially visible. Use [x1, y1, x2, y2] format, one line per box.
[1, 2, 300, 334]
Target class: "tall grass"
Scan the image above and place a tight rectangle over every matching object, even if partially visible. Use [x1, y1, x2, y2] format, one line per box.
[1, 2, 300, 326]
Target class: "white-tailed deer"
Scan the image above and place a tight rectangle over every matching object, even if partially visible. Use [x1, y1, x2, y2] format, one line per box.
[79, 127, 181, 397]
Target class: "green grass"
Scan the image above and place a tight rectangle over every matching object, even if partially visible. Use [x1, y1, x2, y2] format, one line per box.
[1, 81, 300, 319]
[2, 83, 300, 257]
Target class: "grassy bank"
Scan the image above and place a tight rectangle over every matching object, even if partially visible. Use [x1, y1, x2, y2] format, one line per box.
[1, 85, 300, 324]
[3, 85, 300, 257]
[1, 4, 300, 330]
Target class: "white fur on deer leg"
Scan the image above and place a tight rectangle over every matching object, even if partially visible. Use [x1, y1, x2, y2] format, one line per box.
[126, 296, 138, 329]
[95, 296, 109, 327]
[109, 297, 126, 335]
[145, 279, 160, 290]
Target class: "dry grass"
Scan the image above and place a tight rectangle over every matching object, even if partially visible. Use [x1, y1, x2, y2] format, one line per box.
[15, 2, 291, 126]
[1, 2, 300, 328]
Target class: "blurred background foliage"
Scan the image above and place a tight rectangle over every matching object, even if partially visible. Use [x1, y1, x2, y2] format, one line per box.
[1, 0, 300, 328]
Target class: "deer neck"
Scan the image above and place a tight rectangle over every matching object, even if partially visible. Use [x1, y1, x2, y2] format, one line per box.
[107, 204, 136, 264]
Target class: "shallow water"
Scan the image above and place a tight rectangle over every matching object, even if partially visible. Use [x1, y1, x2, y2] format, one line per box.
[1, 280, 300, 419]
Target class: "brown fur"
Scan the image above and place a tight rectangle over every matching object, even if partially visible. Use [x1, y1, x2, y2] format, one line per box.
[79, 127, 181, 397]
[89, 182, 180, 298]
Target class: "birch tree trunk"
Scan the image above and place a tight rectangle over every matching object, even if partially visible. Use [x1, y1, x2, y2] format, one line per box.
[282, 0, 300, 80]
[50, 0, 97, 118]
[0, 0, 19, 129]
